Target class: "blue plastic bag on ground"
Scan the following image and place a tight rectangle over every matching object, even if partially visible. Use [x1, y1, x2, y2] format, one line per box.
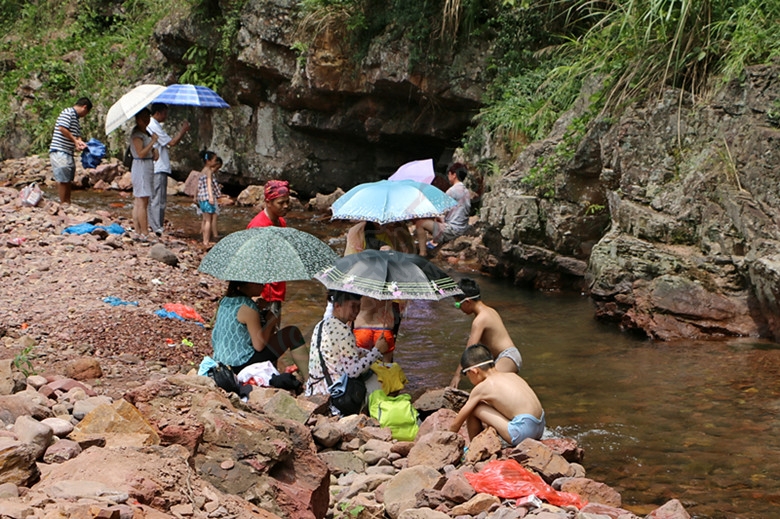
[81, 138, 106, 169]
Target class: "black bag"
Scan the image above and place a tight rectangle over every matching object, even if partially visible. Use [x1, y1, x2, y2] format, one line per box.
[208, 362, 242, 395]
[269, 372, 303, 393]
[122, 145, 133, 169]
[328, 373, 366, 416]
[314, 321, 367, 416]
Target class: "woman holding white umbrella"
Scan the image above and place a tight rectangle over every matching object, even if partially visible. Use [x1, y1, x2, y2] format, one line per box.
[129, 108, 158, 239]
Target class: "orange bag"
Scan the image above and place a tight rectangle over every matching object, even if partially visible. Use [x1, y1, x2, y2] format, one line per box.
[464, 459, 587, 509]
[163, 303, 205, 323]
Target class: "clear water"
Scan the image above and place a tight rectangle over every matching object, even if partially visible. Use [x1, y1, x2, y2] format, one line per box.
[72, 189, 780, 518]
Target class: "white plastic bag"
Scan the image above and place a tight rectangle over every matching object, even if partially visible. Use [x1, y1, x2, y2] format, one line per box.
[19, 183, 42, 207]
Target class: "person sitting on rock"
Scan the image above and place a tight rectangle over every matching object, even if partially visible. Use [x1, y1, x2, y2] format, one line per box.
[449, 344, 545, 445]
[414, 162, 471, 255]
[211, 281, 309, 376]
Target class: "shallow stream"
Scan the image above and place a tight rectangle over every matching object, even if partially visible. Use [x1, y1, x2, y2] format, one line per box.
[72, 189, 780, 518]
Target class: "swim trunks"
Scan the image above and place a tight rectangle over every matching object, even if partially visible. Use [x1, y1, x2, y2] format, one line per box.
[353, 327, 396, 352]
[496, 346, 522, 372]
[507, 412, 545, 445]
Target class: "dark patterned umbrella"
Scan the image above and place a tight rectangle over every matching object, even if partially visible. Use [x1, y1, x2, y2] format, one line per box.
[314, 249, 463, 300]
[198, 227, 337, 284]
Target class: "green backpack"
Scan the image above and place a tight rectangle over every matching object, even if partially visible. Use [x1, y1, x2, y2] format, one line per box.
[368, 390, 420, 441]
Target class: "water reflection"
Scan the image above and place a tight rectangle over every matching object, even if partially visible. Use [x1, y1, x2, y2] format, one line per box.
[70, 188, 780, 518]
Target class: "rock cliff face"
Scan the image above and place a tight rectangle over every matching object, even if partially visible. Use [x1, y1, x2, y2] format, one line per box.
[481, 65, 780, 341]
[154, 0, 487, 194]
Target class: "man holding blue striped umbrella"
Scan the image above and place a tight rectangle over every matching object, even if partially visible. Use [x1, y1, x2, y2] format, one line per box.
[147, 102, 190, 236]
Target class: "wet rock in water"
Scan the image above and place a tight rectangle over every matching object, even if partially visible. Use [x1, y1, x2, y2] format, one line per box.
[646, 498, 691, 519]
[510, 437, 577, 483]
[555, 476, 622, 507]
[308, 188, 344, 212]
[236, 184, 264, 206]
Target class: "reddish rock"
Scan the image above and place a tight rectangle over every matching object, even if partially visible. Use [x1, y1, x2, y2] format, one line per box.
[580, 502, 639, 519]
[43, 439, 83, 463]
[510, 438, 575, 483]
[156, 422, 204, 456]
[559, 477, 620, 507]
[390, 441, 414, 457]
[46, 379, 97, 397]
[63, 358, 103, 381]
[464, 427, 502, 464]
[541, 437, 584, 463]
[407, 431, 464, 470]
[417, 408, 458, 438]
[646, 499, 691, 519]
[440, 471, 476, 504]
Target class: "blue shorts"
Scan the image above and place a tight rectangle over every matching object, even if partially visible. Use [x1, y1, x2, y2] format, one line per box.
[198, 200, 217, 214]
[507, 412, 545, 445]
[50, 151, 75, 183]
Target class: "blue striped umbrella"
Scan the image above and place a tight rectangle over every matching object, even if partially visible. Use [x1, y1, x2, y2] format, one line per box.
[154, 84, 229, 108]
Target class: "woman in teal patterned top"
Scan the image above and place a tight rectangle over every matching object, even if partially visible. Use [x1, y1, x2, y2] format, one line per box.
[211, 281, 306, 374]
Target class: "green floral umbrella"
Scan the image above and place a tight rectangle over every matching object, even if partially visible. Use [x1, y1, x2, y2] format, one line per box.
[198, 227, 338, 284]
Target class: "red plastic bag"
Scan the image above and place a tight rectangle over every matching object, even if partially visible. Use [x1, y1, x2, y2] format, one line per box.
[464, 459, 587, 509]
[163, 303, 205, 323]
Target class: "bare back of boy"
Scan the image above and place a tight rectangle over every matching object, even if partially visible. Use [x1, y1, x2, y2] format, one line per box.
[470, 305, 517, 370]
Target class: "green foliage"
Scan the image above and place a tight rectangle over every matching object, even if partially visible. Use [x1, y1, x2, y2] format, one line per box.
[585, 203, 606, 215]
[180, 45, 224, 92]
[0, 0, 184, 152]
[337, 502, 365, 518]
[13, 345, 36, 377]
[470, 0, 780, 182]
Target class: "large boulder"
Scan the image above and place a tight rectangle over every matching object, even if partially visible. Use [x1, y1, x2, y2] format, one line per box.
[480, 65, 780, 340]
[150, 0, 489, 195]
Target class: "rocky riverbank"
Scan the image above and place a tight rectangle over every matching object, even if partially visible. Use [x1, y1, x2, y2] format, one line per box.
[0, 184, 690, 519]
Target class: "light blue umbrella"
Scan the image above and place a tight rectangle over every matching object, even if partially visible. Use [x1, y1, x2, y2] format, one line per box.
[331, 179, 456, 224]
[154, 84, 229, 108]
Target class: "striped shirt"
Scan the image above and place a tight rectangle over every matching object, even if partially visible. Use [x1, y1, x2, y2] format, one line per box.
[49, 107, 80, 155]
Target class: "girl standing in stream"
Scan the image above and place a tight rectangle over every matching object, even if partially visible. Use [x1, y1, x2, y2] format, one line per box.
[195, 150, 222, 246]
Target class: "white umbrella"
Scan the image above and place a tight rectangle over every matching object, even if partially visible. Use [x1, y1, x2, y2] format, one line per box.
[388, 158, 435, 184]
[105, 84, 167, 134]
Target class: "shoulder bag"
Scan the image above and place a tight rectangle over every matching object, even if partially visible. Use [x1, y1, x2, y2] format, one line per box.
[315, 320, 366, 416]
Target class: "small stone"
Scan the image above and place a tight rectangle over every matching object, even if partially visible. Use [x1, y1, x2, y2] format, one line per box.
[220, 459, 234, 470]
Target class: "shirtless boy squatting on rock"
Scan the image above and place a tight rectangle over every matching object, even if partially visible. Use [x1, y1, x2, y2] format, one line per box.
[449, 344, 545, 445]
[449, 277, 523, 387]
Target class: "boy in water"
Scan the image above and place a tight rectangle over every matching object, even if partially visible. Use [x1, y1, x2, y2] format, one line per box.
[450, 344, 545, 445]
[450, 277, 522, 387]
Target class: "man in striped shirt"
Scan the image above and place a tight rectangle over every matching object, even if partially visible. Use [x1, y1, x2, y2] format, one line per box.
[49, 97, 92, 205]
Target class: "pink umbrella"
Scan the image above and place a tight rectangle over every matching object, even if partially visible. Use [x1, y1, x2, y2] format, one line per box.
[388, 159, 435, 184]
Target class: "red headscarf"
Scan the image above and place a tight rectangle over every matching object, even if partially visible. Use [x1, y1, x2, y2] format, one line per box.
[264, 180, 290, 201]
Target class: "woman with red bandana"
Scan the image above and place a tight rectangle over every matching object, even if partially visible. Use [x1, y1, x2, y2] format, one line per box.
[246, 180, 300, 369]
